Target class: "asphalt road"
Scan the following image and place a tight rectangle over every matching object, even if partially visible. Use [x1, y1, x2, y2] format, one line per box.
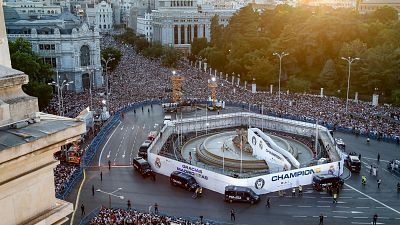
[67, 105, 400, 225]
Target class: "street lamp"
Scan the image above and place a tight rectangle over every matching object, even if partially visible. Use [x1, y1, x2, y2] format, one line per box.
[48, 79, 74, 116]
[102, 56, 115, 112]
[96, 188, 124, 208]
[273, 52, 289, 102]
[341, 56, 360, 113]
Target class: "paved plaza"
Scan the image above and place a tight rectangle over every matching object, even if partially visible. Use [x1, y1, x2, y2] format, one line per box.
[67, 105, 400, 225]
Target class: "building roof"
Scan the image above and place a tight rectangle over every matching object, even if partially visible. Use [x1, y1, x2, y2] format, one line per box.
[0, 113, 84, 152]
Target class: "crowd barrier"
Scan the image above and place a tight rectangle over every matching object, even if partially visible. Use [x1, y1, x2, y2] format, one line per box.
[56, 99, 398, 199]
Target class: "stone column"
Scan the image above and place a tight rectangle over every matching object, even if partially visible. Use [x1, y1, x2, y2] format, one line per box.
[237, 74, 240, 86]
[0, 0, 11, 68]
[354, 92, 358, 102]
[220, 72, 222, 79]
[320, 88, 324, 97]
[209, 68, 212, 75]
[252, 83, 256, 93]
[231, 74, 235, 85]
[225, 74, 228, 81]
[244, 81, 247, 90]
[270, 84, 273, 94]
[184, 24, 188, 44]
[178, 24, 181, 44]
[372, 94, 379, 106]
[204, 62, 207, 72]
[191, 24, 194, 43]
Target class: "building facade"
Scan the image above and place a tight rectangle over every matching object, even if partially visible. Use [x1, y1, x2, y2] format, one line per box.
[300, 0, 355, 8]
[151, 0, 234, 51]
[86, 0, 113, 33]
[4, 9, 103, 92]
[3, 0, 62, 18]
[358, 0, 400, 14]
[137, 12, 153, 41]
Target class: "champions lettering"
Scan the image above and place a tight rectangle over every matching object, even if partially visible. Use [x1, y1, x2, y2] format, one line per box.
[271, 169, 315, 181]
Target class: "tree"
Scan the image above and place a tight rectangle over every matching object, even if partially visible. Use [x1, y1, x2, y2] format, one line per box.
[287, 76, 311, 92]
[372, 6, 398, 23]
[319, 59, 338, 90]
[210, 15, 224, 48]
[162, 47, 181, 67]
[9, 38, 53, 109]
[134, 37, 150, 53]
[101, 47, 122, 71]
[191, 37, 208, 57]
[391, 89, 400, 106]
[142, 44, 164, 58]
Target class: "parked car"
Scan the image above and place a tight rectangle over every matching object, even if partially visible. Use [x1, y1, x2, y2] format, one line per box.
[169, 171, 199, 191]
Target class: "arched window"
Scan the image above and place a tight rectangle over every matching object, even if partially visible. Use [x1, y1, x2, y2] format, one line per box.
[80, 45, 90, 66]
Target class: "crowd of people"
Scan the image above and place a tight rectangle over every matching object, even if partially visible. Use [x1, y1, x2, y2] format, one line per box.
[44, 33, 400, 143]
[53, 164, 79, 195]
[90, 207, 204, 225]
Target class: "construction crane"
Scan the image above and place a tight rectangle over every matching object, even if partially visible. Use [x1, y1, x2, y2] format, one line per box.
[170, 70, 185, 104]
[208, 76, 218, 109]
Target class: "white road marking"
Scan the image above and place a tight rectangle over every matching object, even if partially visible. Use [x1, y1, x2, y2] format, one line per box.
[345, 183, 400, 215]
[317, 206, 331, 208]
[333, 216, 348, 218]
[293, 216, 307, 218]
[356, 207, 369, 209]
[351, 222, 384, 225]
[336, 206, 350, 209]
[353, 217, 368, 219]
[99, 121, 121, 166]
[363, 156, 389, 163]
[131, 125, 134, 130]
[332, 211, 364, 214]
[121, 125, 124, 130]
[129, 126, 140, 162]
[114, 127, 129, 162]
[298, 206, 312, 208]
[302, 196, 316, 199]
[279, 205, 292, 207]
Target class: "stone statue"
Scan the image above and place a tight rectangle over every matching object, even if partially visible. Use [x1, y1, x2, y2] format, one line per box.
[232, 128, 252, 153]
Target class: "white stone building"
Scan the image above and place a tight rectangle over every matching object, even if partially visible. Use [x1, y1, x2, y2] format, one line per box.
[3, 0, 62, 18]
[137, 12, 153, 41]
[86, 0, 113, 33]
[151, 0, 234, 51]
[301, 0, 356, 8]
[4, 9, 103, 92]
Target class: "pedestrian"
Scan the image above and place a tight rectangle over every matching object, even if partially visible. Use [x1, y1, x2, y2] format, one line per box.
[292, 187, 296, 197]
[377, 179, 381, 188]
[100, 171, 103, 181]
[333, 192, 337, 203]
[377, 153, 380, 162]
[127, 200, 131, 210]
[370, 165, 373, 174]
[230, 209, 236, 221]
[266, 198, 270, 208]
[200, 215, 203, 224]
[359, 153, 362, 160]
[81, 203, 85, 216]
[92, 185, 94, 196]
[298, 185, 303, 196]
[148, 108, 150, 113]
[154, 203, 158, 214]
[319, 213, 324, 225]
[373, 213, 378, 225]
[108, 160, 111, 170]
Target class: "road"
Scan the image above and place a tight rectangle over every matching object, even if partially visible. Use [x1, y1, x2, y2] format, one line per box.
[67, 105, 400, 225]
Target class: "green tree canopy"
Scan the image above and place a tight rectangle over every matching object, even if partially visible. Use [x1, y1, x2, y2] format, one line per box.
[9, 38, 53, 109]
[101, 47, 122, 71]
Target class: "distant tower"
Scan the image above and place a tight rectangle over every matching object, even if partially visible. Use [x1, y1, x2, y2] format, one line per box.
[208, 76, 218, 108]
[170, 72, 185, 103]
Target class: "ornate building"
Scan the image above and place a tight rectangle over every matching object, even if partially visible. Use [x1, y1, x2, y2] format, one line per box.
[151, 0, 234, 51]
[86, 0, 113, 33]
[4, 8, 103, 92]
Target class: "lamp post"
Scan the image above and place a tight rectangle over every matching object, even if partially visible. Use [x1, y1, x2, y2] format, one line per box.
[273, 52, 289, 102]
[341, 56, 360, 113]
[48, 79, 73, 116]
[96, 188, 124, 208]
[102, 56, 115, 112]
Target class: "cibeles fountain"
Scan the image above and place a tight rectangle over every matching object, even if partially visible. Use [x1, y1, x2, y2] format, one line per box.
[181, 126, 313, 177]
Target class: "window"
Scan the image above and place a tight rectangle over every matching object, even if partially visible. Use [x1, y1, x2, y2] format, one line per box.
[80, 45, 90, 66]
[174, 25, 178, 44]
[39, 44, 44, 50]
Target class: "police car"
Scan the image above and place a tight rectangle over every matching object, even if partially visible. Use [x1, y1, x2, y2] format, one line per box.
[224, 185, 260, 204]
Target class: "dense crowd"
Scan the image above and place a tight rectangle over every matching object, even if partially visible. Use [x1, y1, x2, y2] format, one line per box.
[44, 33, 400, 142]
[53, 164, 79, 195]
[90, 207, 203, 225]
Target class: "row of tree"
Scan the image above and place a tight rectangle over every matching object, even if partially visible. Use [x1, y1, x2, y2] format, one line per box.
[114, 28, 181, 67]
[191, 5, 400, 105]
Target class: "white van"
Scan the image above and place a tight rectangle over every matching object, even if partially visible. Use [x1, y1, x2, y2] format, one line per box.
[163, 115, 172, 125]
